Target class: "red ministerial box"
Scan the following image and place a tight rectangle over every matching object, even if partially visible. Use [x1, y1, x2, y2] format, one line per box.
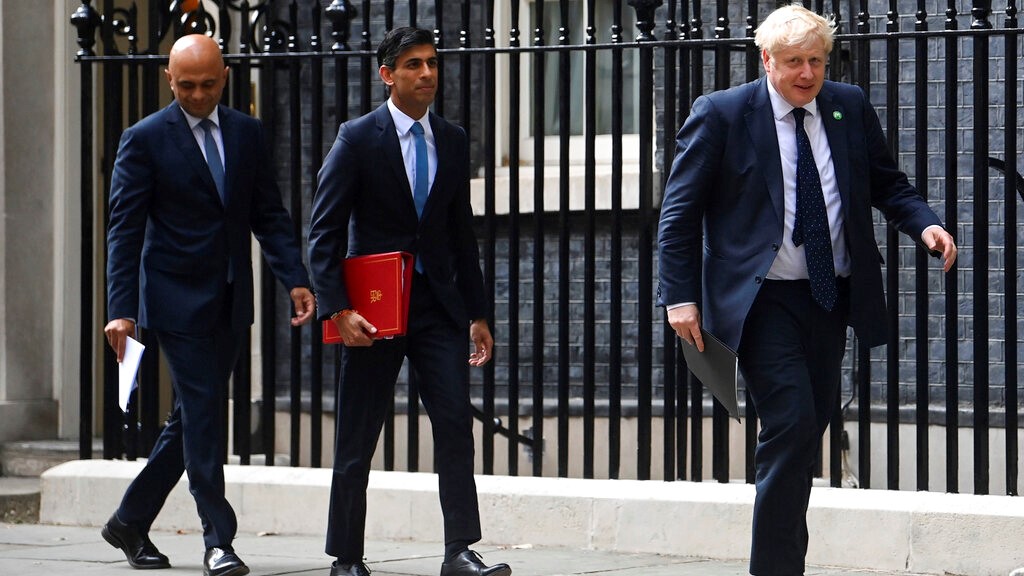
[322, 252, 414, 343]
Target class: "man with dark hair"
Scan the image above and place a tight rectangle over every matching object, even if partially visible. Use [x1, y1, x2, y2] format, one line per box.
[308, 27, 511, 576]
[658, 5, 956, 576]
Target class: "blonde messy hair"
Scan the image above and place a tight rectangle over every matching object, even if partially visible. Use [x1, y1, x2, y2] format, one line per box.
[754, 4, 836, 55]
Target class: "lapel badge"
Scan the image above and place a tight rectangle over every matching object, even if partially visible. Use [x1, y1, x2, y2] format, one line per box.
[833, 110, 843, 120]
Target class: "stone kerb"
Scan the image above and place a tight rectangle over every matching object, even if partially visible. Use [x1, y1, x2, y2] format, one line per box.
[40, 460, 1024, 575]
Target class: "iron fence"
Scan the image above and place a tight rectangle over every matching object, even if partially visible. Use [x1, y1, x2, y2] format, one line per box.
[70, 0, 1022, 495]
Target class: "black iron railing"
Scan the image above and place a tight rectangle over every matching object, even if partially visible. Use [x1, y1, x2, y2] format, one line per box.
[70, 0, 1022, 496]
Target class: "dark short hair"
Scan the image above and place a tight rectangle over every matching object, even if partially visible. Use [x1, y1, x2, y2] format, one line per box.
[376, 27, 435, 69]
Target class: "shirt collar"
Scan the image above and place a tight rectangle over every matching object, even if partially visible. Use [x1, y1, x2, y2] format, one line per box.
[765, 78, 819, 121]
[180, 105, 221, 131]
[386, 98, 429, 136]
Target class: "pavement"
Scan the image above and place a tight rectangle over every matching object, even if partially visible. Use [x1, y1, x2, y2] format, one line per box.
[0, 521, 931, 576]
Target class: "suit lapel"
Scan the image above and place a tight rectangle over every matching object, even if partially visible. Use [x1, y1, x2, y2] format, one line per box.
[375, 104, 420, 223]
[422, 112, 447, 222]
[218, 106, 239, 207]
[817, 85, 851, 214]
[745, 78, 785, 227]
[166, 104, 221, 205]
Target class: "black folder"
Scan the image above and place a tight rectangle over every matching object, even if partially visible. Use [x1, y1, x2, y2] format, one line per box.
[680, 329, 740, 420]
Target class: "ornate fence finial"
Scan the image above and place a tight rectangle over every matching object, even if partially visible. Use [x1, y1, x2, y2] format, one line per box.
[174, 0, 214, 38]
[628, 0, 663, 41]
[325, 0, 355, 51]
[664, 0, 679, 40]
[71, 0, 102, 57]
[310, 0, 322, 52]
[971, 0, 993, 29]
[287, 1, 300, 52]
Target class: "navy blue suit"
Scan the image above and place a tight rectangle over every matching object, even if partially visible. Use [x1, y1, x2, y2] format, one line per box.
[308, 103, 487, 562]
[658, 78, 943, 575]
[106, 103, 310, 548]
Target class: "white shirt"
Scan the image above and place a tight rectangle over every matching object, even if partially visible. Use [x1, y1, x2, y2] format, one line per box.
[181, 106, 225, 170]
[387, 99, 437, 199]
[764, 78, 851, 280]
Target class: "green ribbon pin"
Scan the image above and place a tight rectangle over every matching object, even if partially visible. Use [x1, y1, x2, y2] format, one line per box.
[833, 111, 843, 120]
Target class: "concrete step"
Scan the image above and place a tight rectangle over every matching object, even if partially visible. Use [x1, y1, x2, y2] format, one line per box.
[0, 439, 287, 478]
[0, 477, 40, 523]
[0, 439, 285, 526]
[0, 439, 100, 478]
[40, 460, 1024, 575]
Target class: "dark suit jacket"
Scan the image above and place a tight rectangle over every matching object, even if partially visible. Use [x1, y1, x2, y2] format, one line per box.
[106, 103, 310, 332]
[657, 77, 942, 351]
[308, 103, 486, 328]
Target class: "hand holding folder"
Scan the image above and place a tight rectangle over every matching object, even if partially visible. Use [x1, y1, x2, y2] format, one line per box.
[323, 252, 414, 344]
[679, 329, 740, 420]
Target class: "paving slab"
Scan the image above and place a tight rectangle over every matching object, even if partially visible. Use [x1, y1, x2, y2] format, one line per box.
[0, 522, 939, 576]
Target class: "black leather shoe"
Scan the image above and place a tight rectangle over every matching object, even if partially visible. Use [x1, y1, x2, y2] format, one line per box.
[101, 513, 171, 569]
[203, 547, 249, 576]
[329, 560, 372, 576]
[440, 550, 511, 576]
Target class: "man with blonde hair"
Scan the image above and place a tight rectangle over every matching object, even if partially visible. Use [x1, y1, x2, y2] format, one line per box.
[658, 4, 957, 574]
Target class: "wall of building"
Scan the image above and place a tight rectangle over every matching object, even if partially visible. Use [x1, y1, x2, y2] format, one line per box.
[0, 0, 63, 442]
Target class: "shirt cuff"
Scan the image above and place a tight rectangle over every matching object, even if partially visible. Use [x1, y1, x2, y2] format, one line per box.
[920, 224, 943, 240]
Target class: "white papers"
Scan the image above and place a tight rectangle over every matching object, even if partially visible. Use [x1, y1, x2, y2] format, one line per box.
[118, 336, 146, 412]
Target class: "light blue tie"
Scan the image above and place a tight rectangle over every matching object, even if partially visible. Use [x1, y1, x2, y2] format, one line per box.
[410, 121, 429, 218]
[199, 119, 226, 205]
[410, 122, 429, 273]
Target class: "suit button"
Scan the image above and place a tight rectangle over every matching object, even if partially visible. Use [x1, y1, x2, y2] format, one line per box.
[755, 276, 763, 284]
[771, 243, 779, 252]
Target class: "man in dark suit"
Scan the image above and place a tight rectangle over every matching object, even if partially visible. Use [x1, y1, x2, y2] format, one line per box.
[308, 27, 510, 576]
[103, 34, 314, 576]
[658, 5, 957, 576]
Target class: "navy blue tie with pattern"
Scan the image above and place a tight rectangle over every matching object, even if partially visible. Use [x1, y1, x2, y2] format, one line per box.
[790, 107, 837, 311]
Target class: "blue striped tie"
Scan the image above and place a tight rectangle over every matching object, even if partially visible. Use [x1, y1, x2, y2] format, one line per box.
[199, 119, 226, 205]
[200, 118, 232, 282]
[791, 108, 837, 311]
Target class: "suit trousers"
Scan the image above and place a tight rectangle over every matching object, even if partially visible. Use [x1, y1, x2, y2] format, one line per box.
[738, 278, 850, 576]
[325, 273, 482, 562]
[117, 285, 243, 550]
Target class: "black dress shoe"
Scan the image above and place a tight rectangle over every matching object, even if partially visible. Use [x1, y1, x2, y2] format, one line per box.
[203, 547, 249, 576]
[440, 550, 511, 576]
[329, 560, 372, 575]
[101, 513, 171, 569]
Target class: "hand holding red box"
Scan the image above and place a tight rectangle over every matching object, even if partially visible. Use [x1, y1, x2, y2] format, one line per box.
[322, 252, 413, 343]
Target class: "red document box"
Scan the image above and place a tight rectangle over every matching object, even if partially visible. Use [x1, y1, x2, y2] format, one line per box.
[322, 252, 413, 343]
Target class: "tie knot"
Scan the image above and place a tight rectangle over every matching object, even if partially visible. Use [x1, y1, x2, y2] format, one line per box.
[410, 121, 424, 136]
[792, 107, 807, 124]
[199, 118, 215, 134]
